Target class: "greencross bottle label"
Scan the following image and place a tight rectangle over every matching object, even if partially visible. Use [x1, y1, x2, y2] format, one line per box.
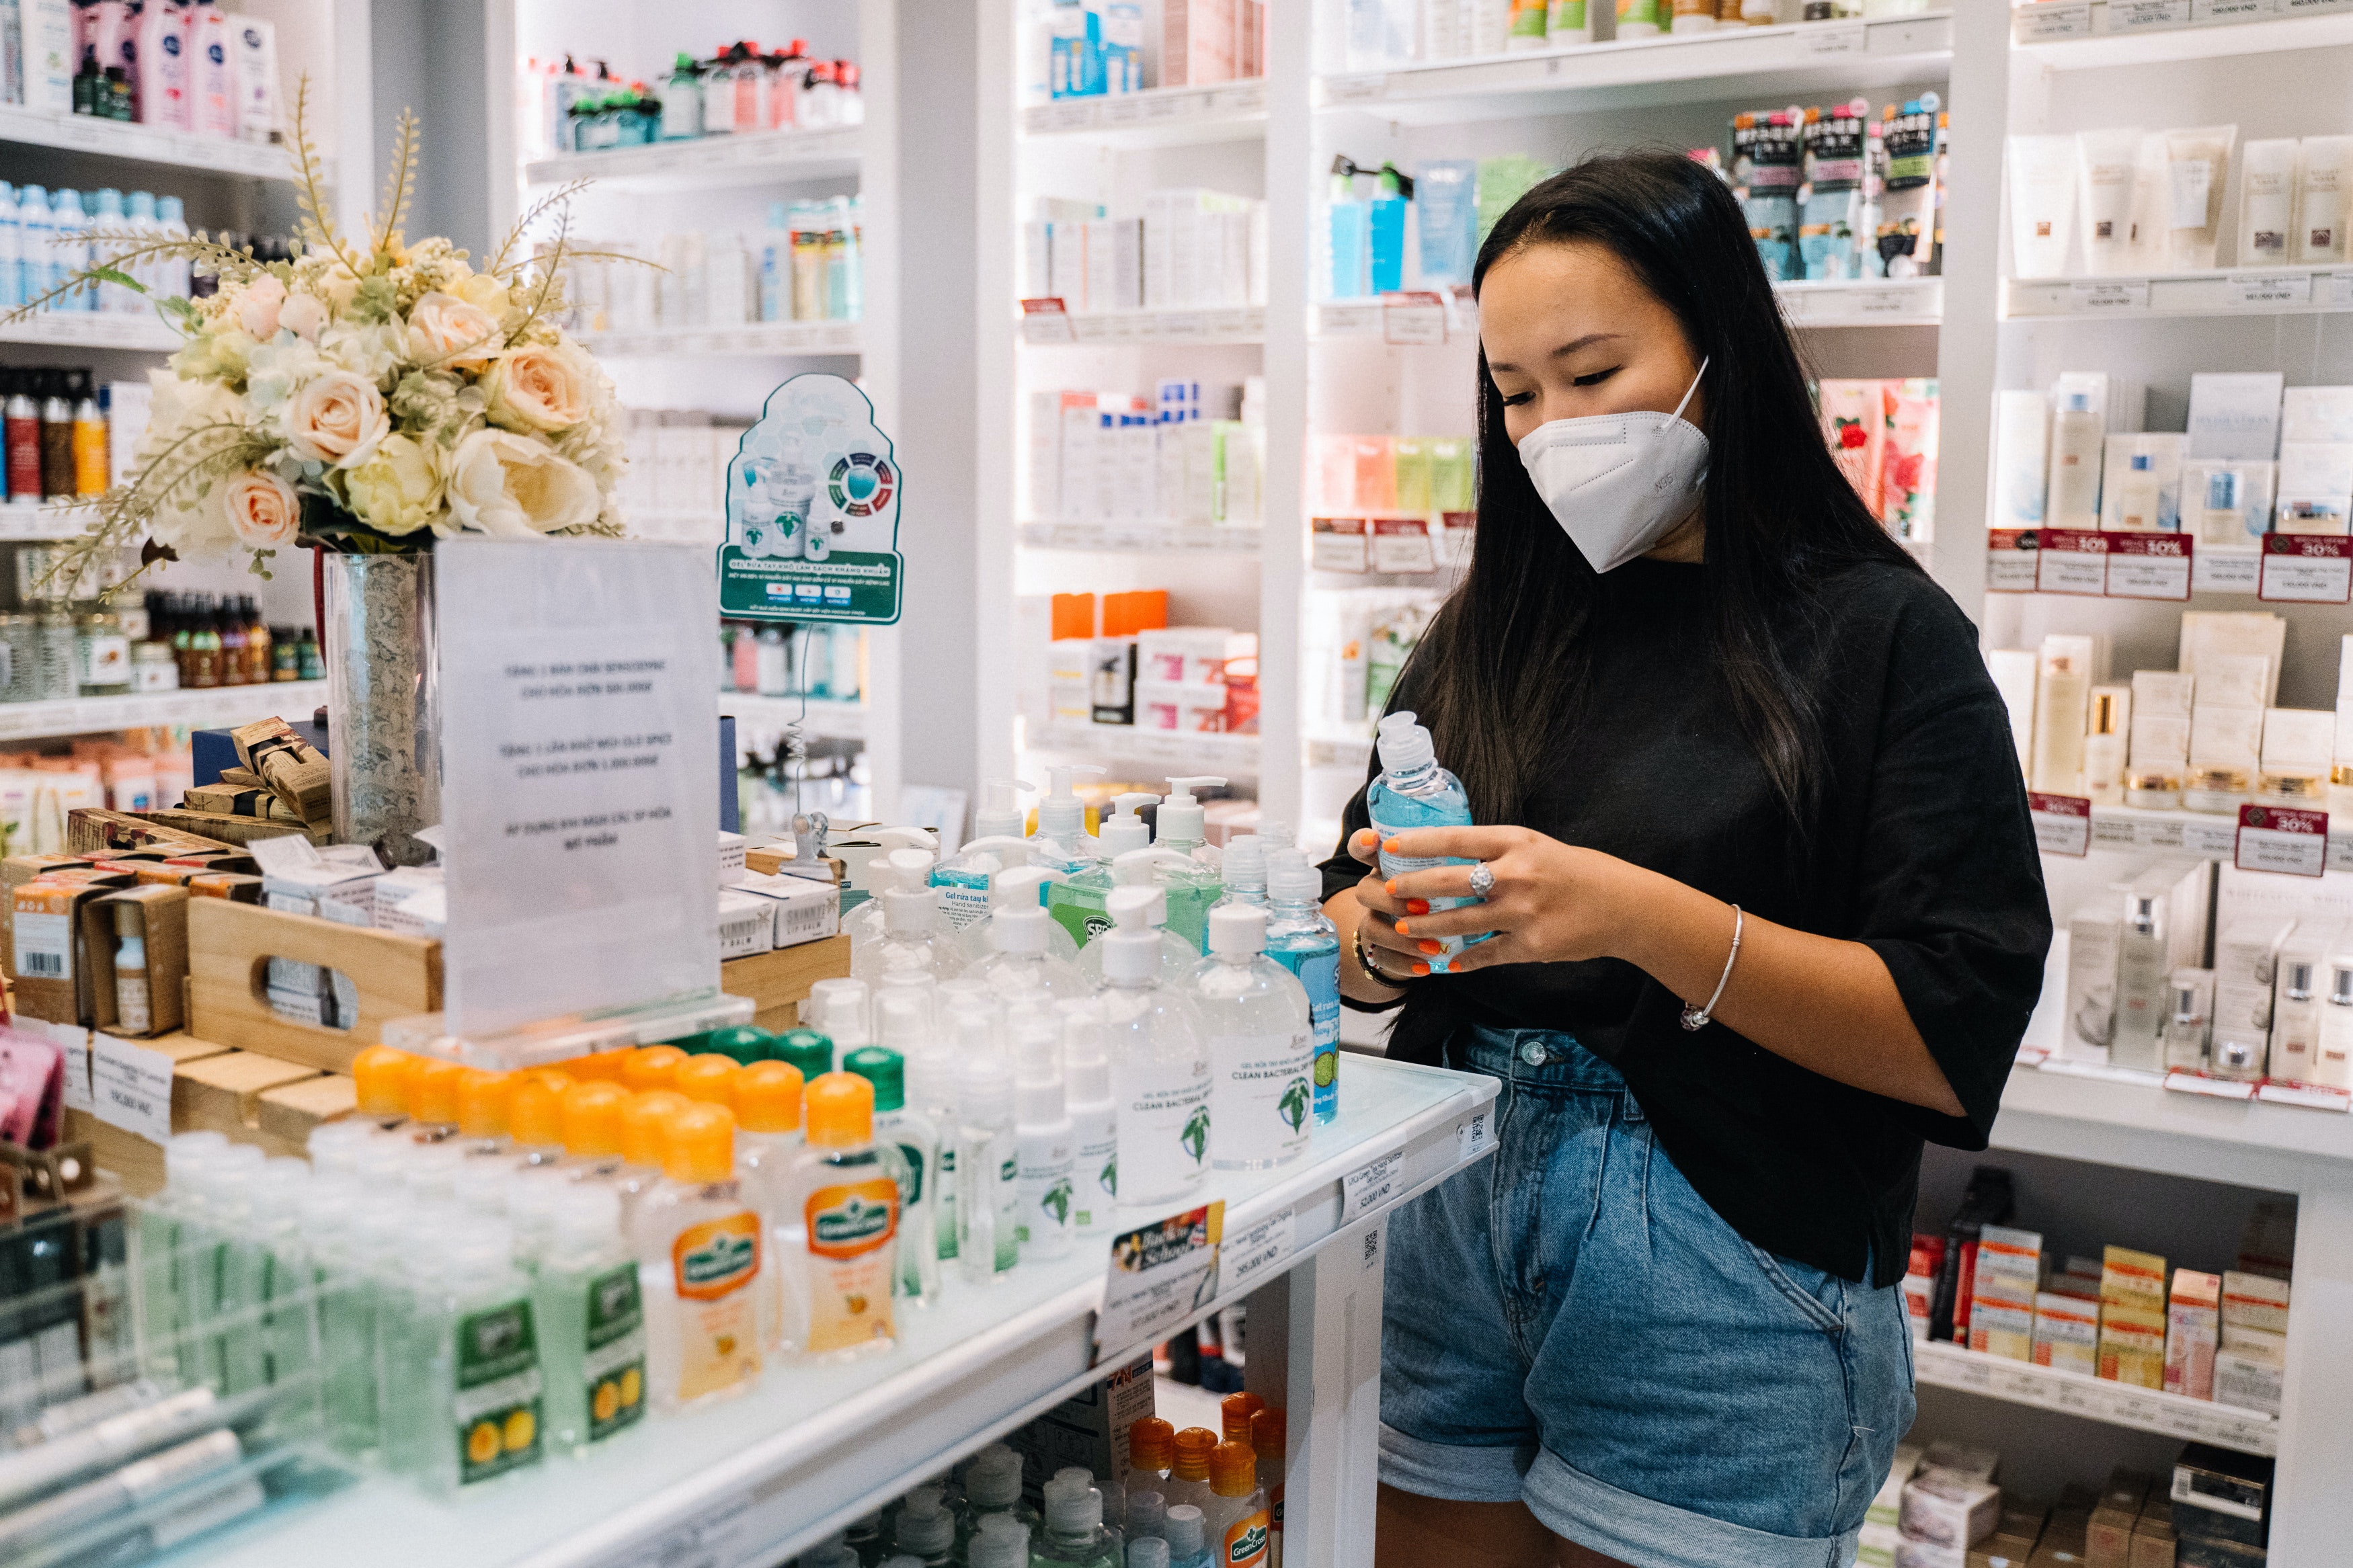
[581, 1263, 646, 1445]
[453, 1299, 543, 1485]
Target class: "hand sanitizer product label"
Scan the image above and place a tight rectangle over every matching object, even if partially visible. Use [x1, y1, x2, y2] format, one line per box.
[1076, 1114, 1117, 1231]
[452, 1301, 543, 1486]
[1123, 1072, 1213, 1200]
[1272, 946, 1342, 1122]
[670, 1213, 763, 1399]
[582, 1264, 647, 1444]
[1225, 1510, 1271, 1565]
[1213, 1032, 1314, 1165]
[804, 1180, 900, 1353]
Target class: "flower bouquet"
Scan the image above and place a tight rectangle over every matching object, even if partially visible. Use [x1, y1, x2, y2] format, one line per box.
[0, 83, 647, 864]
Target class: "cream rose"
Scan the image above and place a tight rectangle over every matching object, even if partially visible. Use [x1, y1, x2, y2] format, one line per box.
[235, 273, 287, 339]
[220, 470, 301, 549]
[278, 292, 326, 342]
[405, 290, 502, 371]
[451, 269, 512, 317]
[444, 429, 600, 536]
[341, 434, 443, 537]
[282, 369, 389, 470]
[483, 344, 590, 434]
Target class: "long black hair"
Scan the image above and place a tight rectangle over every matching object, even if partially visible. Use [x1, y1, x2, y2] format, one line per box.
[1406, 149, 1919, 829]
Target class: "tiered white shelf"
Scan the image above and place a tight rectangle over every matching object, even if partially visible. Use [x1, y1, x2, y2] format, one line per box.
[0, 500, 94, 540]
[0, 679, 326, 743]
[0, 104, 316, 181]
[524, 125, 863, 189]
[575, 321, 863, 358]
[1019, 520, 1261, 553]
[2005, 265, 2353, 320]
[0, 313, 182, 352]
[1031, 720, 1261, 773]
[2012, 4, 2353, 63]
[1021, 81, 1268, 147]
[1018, 306, 1267, 346]
[1913, 1341, 2278, 1456]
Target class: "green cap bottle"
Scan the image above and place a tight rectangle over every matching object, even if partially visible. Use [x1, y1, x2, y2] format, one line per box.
[843, 1046, 906, 1114]
[703, 1026, 775, 1068]
[772, 1028, 834, 1081]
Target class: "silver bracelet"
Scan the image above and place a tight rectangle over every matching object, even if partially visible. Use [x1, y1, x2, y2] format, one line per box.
[1679, 904, 1742, 1032]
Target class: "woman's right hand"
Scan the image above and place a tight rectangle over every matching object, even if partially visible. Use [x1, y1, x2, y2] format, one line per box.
[1345, 827, 1432, 984]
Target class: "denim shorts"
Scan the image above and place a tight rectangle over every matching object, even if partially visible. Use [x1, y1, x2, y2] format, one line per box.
[1380, 1027, 1915, 1568]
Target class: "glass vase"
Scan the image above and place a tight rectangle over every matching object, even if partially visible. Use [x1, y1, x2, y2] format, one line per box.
[323, 552, 440, 867]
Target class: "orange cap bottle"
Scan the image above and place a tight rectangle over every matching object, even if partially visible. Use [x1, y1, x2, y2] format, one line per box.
[351, 1046, 415, 1119]
[623, 1089, 691, 1169]
[624, 1044, 688, 1094]
[675, 1053, 740, 1108]
[510, 1075, 567, 1151]
[1129, 1417, 1176, 1475]
[1220, 1391, 1265, 1444]
[1171, 1428, 1218, 1484]
[566, 1049, 630, 1084]
[663, 1101, 737, 1184]
[561, 1080, 631, 1159]
[1248, 1407, 1284, 1464]
[803, 1071, 875, 1149]
[734, 1061, 805, 1134]
[456, 1069, 515, 1139]
[1209, 1439, 1259, 1497]
[407, 1059, 467, 1126]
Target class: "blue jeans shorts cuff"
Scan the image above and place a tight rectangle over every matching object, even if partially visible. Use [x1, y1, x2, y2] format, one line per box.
[1378, 1422, 1533, 1505]
[1525, 1447, 1861, 1568]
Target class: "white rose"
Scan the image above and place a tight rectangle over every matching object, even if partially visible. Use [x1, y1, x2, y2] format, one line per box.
[219, 469, 301, 549]
[341, 434, 443, 537]
[483, 343, 590, 434]
[444, 429, 600, 536]
[282, 368, 389, 470]
[234, 273, 286, 339]
[320, 320, 404, 385]
[277, 291, 326, 342]
[243, 336, 331, 419]
[134, 372, 245, 557]
[405, 290, 502, 371]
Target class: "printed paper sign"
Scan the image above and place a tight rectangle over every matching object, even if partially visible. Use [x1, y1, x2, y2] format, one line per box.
[2192, 550, 2260, 595]
[436, 540, 723, 1036]
[2106, 533, 2192, 600]
[1020, 298, 1076, 344]
[1222, 1205, 1297, 1295]
[2259, 534, 2353, 603]
[718, 374, 905, 626]
[2104, 0, 2193, 28]
[2035, 529, 2109, 595]
[2028, 793, 2092, 857]
[1093, 1201, 1224, 1362]
[2235, 804, 2327, 878]
[2013, 0, 2093, 36]
[90, 1034, 173, 1144]
[1369, 518, 1435, 573]
[1987, 529, 2040, 594]
[1381, 292, 1447, 346]
[2226, 272, 2313, 310]
[2068, 280, 2149, 313]
[1341, 1144, 1406, 1226]
[1310, 518, 1369, 573]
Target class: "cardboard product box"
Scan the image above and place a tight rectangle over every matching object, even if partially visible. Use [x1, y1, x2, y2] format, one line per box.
[229, 716, 333, 825]
[2098, 1301, 2167, 1389]
[186, 872, 264, 903]
[1921, 1441, 2001, 1485]
[1870, 1443, 1923, 1529]
[83, 886, 189, 1038]
[62, 810, 237, 859]
[1972, 1534, 2041, 1568]
[11, 873, 136, 1024]
[2171, 1540, 2262, 1568]
[2211, 1327, 2284, 1416]
[2032, 1291, 2102, 1374]
[730, 872, 842, 949]
[717, 889, 774, 961]
[1903, 1473, 2003, 1550]
[2218, 1271, 2290, 1335]
[2169, 1445, 2270, 1551]
[2163, 1270, 2221, 1401]
[1, 854, 95, 978]
[2130, 1510, 2177, 1568]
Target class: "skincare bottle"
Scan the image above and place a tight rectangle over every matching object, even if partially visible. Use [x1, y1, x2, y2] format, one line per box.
[110, 901, 149, 1032]
[1098, 886, 1212, 1207]
[2294, 136, 2351, 263]
[1193, 905, 1314, 1171]
[2085, 686, 2130, 804]
[2007, 134, 2077, 279]
[1265, 854, 1343, 1126]
[2112, 893, 2170, 1072]
[2239, 139, 2299, 267]
[1163, 1506, 1211, 1568]
[1062, 1000, 1120, 1235]
[953, 1053, 1023, 1284]
[2162, 125, 2236, 272]
[843, 1046, 941, 1306]
[2030, 634, 2093, 796]
[1201, 1441, 1271, 1568]
[2164, 967, 2215, 1073]
[1326, 158, 1369, 301]
[1165, 1429, 1218, 1514]
[1366, 711, 1490, 970]
[1367, 165, 1410, 296]
[2268, 927, 2332, 1085]
[782, 1072, 901, 1362]
[2045, 378, 2108, 531]
[532, 1182, 645, 1458]
[635, 1102, 764, 1411]
[1035, 1469, 1126, 1567]
[1250, 1408, 1286, 1565]
[972, 868, 1088, 1001]
[1014, 1019, 1078, 1262]
[2075, 128, 2144, 277]
[384, 1215, 543, 1492]
[2320, 952, 2353, 1090]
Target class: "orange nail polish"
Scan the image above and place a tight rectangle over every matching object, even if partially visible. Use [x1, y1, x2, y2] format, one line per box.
[1384, 838, 1401, 852]
[1384, 880, 1400, 896]
[1419, 940, 1442, 956]
[1394, 920, 1410, 936]
[1407, 899, 1431, 916]
[1411, 961, 1431, 977]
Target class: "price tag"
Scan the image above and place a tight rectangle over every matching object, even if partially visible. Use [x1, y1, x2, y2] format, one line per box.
[2106, 532, 2192, 600]
[1310, 518, 1370, 573]
[1457, 1108, 1494, 1164]
[2331, 272, 2353, 307]
[1381, 291, 1448, 345]
[1020, 298, 1076, 344]
[2029, 792, 2093, 857]
[2193, 550, 2261, 594]
[2181, 816, 2239, 857]
[1341, 1144, 1406, 1226]
[1324, 75, 1388, 104]
[1142, 93, 1184, 122]
[2104, 0, 2195, 28]
[1370, 518, 1435, 573]
[2035, 529, 2110, 595]
[2069, 280, 2150, 313]
[2256, 1079, 2353, 1110]
[1987, 529, 2041, 593]
[2194, 0, 2280, 18]
[1092, 1202, 1224, 1362]
[2226, 271, 2313, 309]
[1802, 22, 1868, 53]
[1222, 1204, 1297, 1294]
[1047, 100, 1094, 132]
[1232, 83, 1266, 113]
[2165, 1069, 2259, 1100]
[1103, 97, 1144, 126]
[2014, 0, 2095, 37]
[2259, 534, 2353, 603]
[90, 1034, 174, 1144]
[2236, 804, 2327, 876]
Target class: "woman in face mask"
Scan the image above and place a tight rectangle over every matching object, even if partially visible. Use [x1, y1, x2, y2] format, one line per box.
[1316, 153, 2050, 1568]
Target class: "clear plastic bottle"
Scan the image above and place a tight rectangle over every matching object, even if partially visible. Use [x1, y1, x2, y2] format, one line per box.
[299, 1173, 378, 1460]
[635, 1102, 764, 1411]
[801, 976, 871, 1073]
[967, 1513, 1033, 1568]
[733, 1059, 805, 1351]
[959, 1444, 1043, 1554]
[533, 1182, 646, 1457]
[1264, 854, 1343, 1128]
[1028, 763, 1107, 874]
[604, 1089, 688, 1234]
[382, 1215, 545, 1493]
[781, 1073, 902, 1364]
[1049, 790, 1154, 950]
[1201, 1442, 1270, 1567]
[953, 1053, 1021, 1284]
[1075, 851, 1212, 991]
[1193, 906, 1313, 1170]
[852, 882, 969, 994]
[971, 868, 1088, 1003]
[1036, 1469, 1125, 1567]
[1013, 1016, 1078, 1262]
[1062, 1001, 1119, 1235]
[928, 832, 1032, 936]
[1155, 777, 1230, 876]
[1096, 886, 1212, 1208]
[846, 847, 938, 956]
[1249, 1408, 1285, 1567]
[843, 1046, 941, 1306]
[1128, 1417, 1176, 1499]
[1364, 710, 1490, 971]
[1162, 1504, 1211, 1568]
[1125, 1489, 1168, 1547]
[1210, 835, 1267, 911]
[1164, 1429, 1218, 1515]
[1130, 1540, 1172, 1568]
[889, 1484, 957, 1565]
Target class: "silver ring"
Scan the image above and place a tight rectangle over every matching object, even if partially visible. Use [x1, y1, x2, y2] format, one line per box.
[1468, 862, 1495, 898]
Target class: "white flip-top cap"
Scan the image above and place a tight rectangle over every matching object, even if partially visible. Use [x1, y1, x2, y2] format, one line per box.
[1375, 710, 1434, 771]
[973, 779, 1036, 841]
[1036, 764, 1106, 843]
[1101, 886, 1163, 983]
[1098, 792, 1158, 858]
[967, 1516, 1031, 1568]
[1158, 776, 1226, 845]
[882, 886, 939, 936]
[1267, 849, 1323, 905]
[1208, 903, 1269, 956]
[959, 1052, 1015, 1124]
[1257, 819, 1294, 852]
[877, 990, 929, 1051]
[804, 977, 871, 1046]
[1222, 835, 1265, 889]
[1043, 1473, 1103, 1534]
[1060, 999, 1110, 1102]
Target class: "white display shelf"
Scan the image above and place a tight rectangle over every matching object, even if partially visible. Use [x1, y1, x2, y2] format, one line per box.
[1314, 278, 1940, 337]
[573, 321, 863, 358]
[1913, 1340, 2278, 1456]
[1021, 81, 1269, 148]
[1021, 306, 1267, 347]
[2051, 800, 2353, 868]
[2005, 265, 2353, 320]
[0, 311, 180, 352]
[1306, 734, 1373, 770]
[2015, 3, 2353, 64]
[1029, 720, 1261, 772]
[173, 1057, 1498, 1568]
[0, 679, 325, 742]
[721, 693, 867, 741]
[0, 104, 317, 183]
[524, 126, 863, 190]
[1314, 10, 1954, 122]
[1019, 520, 1261, 553]
[1995, 1057, 2353, 1180]
[0, 499, 94, 540]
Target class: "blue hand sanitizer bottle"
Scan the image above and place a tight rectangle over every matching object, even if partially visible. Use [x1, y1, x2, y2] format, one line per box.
[1363, 711, 1490, 973]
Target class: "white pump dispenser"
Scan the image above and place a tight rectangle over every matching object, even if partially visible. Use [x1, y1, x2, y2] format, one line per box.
[1158, 776, 1227, 867]
[962, 864, 1082, 966]
[1096, 792, 1158, 860]
[928, 834, 1031, 934]
[1030, 764, 1107, 873]
[1074, 849, 1210, 987]
[844, 845, 941, 956]
[1099, 887, 1211, 1206]
[973, 778, 1037, 841]
[975, 867, 1086, 1000]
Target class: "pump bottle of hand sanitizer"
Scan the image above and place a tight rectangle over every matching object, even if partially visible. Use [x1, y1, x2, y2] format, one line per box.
[1099, 886, 1212, 1206]
[1029, 763, 1107, 875]
[1192, 905, 1313, 1169]
[1049, 791, 1157, 949]
[1077, 850, 1216, 989]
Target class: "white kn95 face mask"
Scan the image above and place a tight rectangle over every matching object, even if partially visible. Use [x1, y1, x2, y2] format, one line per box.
[1514, 359, 1710, 573]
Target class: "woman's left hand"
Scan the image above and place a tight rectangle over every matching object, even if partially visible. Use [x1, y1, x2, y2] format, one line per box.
[1382, 825, 1644, 973]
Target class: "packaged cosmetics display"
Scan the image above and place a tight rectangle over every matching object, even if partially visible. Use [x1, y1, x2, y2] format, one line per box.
[1862, 1447, 2275, 1568]
[1719, 95, 1944, 282]
[0, 1, 278, 140]
[1324, 152, 1558, 299]
[1032, 0, 1269, 100]
[563, 201, 865, 336]
[1023, 190, 1270, 314]
[1815, 378, 1939, 543]
[1341, 0, 1931, 67]
[1047, 591, 1261, 736]
[518, 44, 864, 161]
[2009, 125, 2350, 278]
[1309, 589, 1441, 737]
[1, 370, 130, 504]
[719, 622, 867, 705]
[1029, 380, 1266, 528]
[0, 188, 195, 315]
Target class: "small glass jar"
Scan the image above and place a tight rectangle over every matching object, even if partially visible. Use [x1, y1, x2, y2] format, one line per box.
[2124, 768, 2182, 811]
[2258, 768, 2327, 806]
[36, 608, 78, 702]
[0, 613, 36, 704]
[110, 588, 149, 644]
[130, 641, 178, 694]
[73, 609, 130, 697]
[2181, 765, 2250, 815]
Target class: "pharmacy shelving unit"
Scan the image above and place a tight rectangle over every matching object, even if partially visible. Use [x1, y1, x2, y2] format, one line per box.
[489, 0, 900, 807]
[170, 1057, 1498, 1568]
[721, 692, 867, 743]
[1903, 5, 2353, 1555]
[0, 679, 326, 744]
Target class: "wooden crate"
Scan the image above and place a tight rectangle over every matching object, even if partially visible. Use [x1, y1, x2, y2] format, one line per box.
[721, 934, 852, 1032]
[173, 1048, 326, 1138]
[186, 899, 442, 1073]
